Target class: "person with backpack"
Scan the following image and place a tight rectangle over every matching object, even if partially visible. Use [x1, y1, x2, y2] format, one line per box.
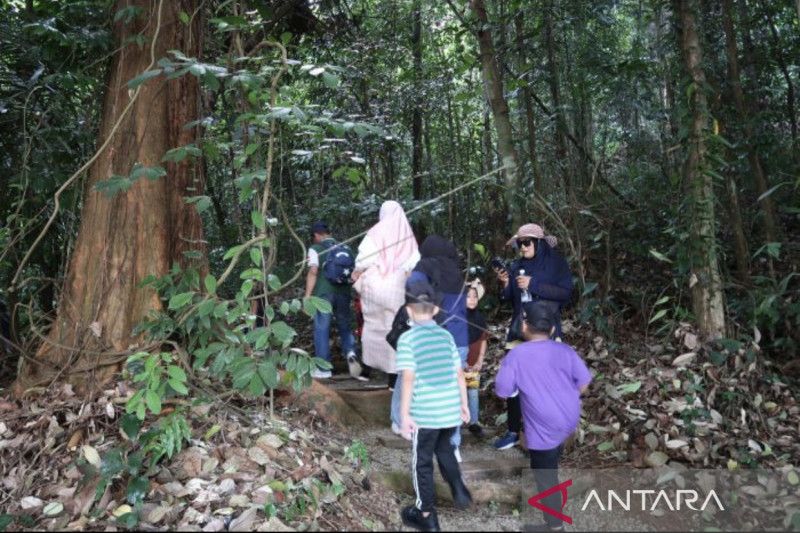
[305, 221, 362, 380]
[352, 201, 420, 386]
[492, 223, 574, 451]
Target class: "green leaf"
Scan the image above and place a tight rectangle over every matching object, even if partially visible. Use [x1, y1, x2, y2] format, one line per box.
[130, 164, 166, 181]
[116, 512, 139, 529]
[258, 361, 280, 389]
[250, 247, 262, 266]
[223, 244, 245, 261]
[251, 211, 265, 230]
[270, 321, 296, 346]
[167, 366, 187, 382]
[162, 144, 202, 163]
[120, 413, 142, 440]
[240, 268, 263, 281]
[655, 296, 670, 306]
[126, 476, 149, 505]
[649, 249, 672, 263]
[267, 274, 281, 291]
[168, 379, 189, 395]
[322, 71, 340, 89]
[649, 308, 668, 324]
[179, 11, 190, 24]
[581, 282, 598, 297]
[95, 175, 133, 197]
[309, 296, 332, 314]
[616, 381, 642, 395]
[597, 441, 615, 452]
[168, 292, 194, 310]
[145, 390, 162, 414]
[127, 69, 162, 89]
[0, 514, 13, 531]
[753, 242, 781, 260]
[204, 274, 217, 295]
[248, 374, 266, 396]
[185, 195, 212, 213]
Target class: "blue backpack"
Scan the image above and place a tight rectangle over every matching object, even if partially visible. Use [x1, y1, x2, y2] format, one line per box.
[320, 240, 356, 285]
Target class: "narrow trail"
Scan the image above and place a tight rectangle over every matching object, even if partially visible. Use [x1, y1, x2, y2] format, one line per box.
[325, 375, 642, 532]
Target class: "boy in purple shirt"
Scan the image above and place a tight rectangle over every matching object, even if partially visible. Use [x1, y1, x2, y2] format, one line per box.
[495, 302, 591, 532]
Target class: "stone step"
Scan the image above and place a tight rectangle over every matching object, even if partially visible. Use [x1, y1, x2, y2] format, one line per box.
[460, 457, 530, 482]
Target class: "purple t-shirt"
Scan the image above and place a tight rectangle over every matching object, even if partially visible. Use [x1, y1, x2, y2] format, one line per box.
[495, 339, 592, 450]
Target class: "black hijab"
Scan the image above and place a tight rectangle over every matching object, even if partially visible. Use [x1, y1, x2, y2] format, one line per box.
[413, 235, 463, 294]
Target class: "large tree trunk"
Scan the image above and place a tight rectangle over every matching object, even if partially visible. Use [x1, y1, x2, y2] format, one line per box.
[721, 0, 780, 247]
[15, 0, 205, 393]
[675, 0, 726, 340]
[514, 12, 543, 199]
[470, 0, 520, 229]
[411, 0, 423, 200]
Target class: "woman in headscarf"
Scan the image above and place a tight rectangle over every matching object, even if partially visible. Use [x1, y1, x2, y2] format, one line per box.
[492, 223, 574, 452]
[408, 235, 469, 461]
[352, 201, 420, 382]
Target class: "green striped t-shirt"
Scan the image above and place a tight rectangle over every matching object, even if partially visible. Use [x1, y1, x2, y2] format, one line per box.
[395, 321, 462, 429]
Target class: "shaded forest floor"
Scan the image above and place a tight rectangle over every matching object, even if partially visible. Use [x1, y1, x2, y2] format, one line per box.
[1, 313, 799, 531]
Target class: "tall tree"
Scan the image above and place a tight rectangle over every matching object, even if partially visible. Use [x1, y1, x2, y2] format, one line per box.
[514, 11, 543, 197]
[675, 0, 726, 339]
[411, 0, 424, 200]
[721, 0, 780, 247]
[469, 0, 522, 228]
[14, 0, 205, 392]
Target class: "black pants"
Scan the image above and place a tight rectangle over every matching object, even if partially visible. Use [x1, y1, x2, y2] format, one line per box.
[412, 427, 468, 512]
[529, 446, 563, 528]
[508, 395, 523, 433]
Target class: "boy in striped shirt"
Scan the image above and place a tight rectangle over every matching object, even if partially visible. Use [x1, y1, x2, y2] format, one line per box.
[398, 280, 472, 532]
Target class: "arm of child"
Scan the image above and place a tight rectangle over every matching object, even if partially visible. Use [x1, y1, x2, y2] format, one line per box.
[571, 348, 592, 393]
[396, 333, 417, 437]
[473, 336, 488, 372]
[457, 366, 470, 424]
[400, 370, 417, 437]
[494, 352, 517, 399]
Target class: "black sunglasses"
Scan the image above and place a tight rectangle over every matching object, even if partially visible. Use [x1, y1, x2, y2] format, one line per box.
[517, 238, 535, 248]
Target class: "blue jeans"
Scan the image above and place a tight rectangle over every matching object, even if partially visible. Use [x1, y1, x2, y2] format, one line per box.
[468, 384, 479, 425]
[391, 373, 402, 427]
[313, 292, 355, 363]
[450, 346, 469, 449]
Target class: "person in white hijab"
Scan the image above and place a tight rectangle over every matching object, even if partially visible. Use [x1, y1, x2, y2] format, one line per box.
[353, 201, 420, 381]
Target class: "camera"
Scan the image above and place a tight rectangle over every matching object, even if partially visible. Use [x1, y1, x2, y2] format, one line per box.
[490, 257, 509, 274]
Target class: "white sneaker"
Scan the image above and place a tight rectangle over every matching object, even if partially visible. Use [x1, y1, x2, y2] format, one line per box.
[454, 447, 462, 463]
[311, 369, 332, 379]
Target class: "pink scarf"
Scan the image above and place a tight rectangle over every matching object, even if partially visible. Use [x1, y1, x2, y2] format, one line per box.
[366, 201, 418, 277]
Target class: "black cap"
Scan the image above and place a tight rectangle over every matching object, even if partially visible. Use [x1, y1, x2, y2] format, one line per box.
[311, 221, 329, 234]
[522, 301, 554, 333]
[405, 279, 440, 306]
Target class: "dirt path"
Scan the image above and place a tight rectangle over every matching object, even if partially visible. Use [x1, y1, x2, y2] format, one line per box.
[331, 377, 652, 532]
